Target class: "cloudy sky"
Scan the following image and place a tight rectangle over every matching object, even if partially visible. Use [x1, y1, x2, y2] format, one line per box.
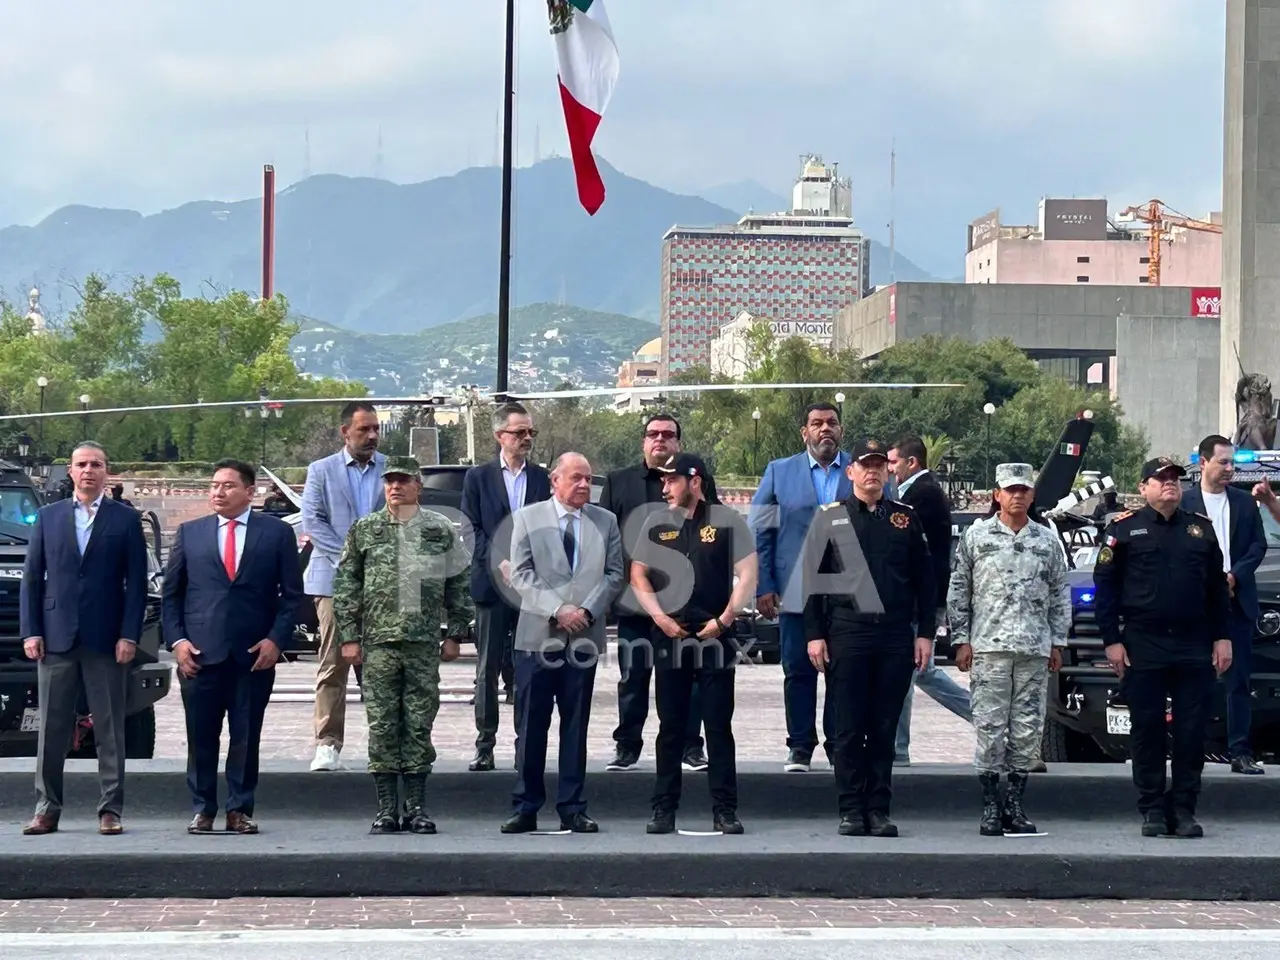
[1, 0, 1226, 275]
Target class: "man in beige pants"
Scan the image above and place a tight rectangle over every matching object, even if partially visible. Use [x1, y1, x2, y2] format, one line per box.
[301, 401, 386, 771]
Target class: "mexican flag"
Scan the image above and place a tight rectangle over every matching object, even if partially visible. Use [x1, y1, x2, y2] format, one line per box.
[549, 0, 619, 215]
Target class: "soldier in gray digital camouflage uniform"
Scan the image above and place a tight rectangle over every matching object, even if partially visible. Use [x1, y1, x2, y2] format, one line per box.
[947, 462, 1070, 836]
[332, 455, 474, 835]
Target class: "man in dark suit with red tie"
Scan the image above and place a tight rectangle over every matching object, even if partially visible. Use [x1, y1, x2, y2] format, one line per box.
[460, 402, 551, 772]
[162, 459, 303, 834]
[20, 441, 149, 836]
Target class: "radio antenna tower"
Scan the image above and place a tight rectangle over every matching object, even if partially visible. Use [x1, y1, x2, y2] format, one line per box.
[303, 126, 312, 180]
[375, 125, 385, 180]
[534, 123, 542, 164]
[888, 138, 897, 284]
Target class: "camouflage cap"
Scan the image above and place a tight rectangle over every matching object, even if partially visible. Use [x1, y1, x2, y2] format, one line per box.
[381, 455, 422, 478]
[994, 462, 1035, 489]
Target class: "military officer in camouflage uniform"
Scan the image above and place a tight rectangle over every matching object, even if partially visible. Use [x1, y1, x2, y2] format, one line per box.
[947, 462, 1070, 836]
[333, 455, 474, 835]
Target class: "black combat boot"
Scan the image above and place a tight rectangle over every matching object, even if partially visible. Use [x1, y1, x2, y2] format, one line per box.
[979, 772, 1003, 836]
[1001, 771, 1037, 834]
[401, 773, 437, 834]
[370, 773, 400, 834]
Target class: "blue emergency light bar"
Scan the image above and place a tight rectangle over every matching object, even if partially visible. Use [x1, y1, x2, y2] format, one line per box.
[1072, 586, 1096, 607]
[1188, 449, 1280, 465]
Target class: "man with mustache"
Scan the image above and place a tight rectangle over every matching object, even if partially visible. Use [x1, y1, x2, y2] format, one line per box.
[302, 401, 386, 773]
[750, 403, 849, 772]
[461, 402, 551, 772]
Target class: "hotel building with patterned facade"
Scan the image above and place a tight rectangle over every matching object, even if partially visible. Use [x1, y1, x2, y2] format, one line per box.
[659, 156, 871, 375]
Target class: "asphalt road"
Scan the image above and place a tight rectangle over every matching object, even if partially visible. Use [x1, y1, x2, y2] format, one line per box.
[9, 928, 1280, 960]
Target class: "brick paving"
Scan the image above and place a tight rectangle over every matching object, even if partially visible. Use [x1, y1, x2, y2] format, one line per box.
[155, 649, 975, 765]
[0, 897, 1277, 931]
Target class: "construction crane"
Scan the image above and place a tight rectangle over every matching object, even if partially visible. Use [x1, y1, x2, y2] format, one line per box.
[1116, 199, 1222, 286]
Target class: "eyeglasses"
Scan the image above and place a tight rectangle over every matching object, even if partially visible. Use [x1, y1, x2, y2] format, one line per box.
[645, 429, 677, 440]
[501, 428, 537, 439]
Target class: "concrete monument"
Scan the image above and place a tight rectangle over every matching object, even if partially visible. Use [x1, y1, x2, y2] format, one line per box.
[1220, 0, 1280, 438]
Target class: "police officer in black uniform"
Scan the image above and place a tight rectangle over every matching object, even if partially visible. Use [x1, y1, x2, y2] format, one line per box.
[801, 438, 935, 838]
[1093, 455, 1233, 839]
[630, 453, 757, 835]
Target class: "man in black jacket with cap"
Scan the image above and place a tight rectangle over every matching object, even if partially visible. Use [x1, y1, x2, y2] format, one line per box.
[801, 438, 935, 838]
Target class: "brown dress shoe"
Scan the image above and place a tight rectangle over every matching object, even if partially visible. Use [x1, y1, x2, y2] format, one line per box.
[188, 813, 215, 834]
[22, 813, 59, 836]
[225, 811, 259, 834]
[98, 813, 123, 835]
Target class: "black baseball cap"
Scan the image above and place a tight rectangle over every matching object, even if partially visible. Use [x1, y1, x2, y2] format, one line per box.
[658, 452, 711, 480]
[1141, 456, 1187, 482]
[850, 438, 889, 463]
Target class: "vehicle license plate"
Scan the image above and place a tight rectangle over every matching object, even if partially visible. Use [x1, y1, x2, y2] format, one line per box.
[19, 708, 40, 733]
[1105, 706, 1130, 736]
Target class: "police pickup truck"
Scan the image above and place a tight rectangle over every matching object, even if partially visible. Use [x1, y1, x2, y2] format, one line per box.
[0, 461, 172, 758]
[1045, 446, 1280, 764]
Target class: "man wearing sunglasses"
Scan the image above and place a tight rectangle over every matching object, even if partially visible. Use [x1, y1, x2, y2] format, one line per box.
[461, 402, 552, 773]
[600, 414, 713, 772]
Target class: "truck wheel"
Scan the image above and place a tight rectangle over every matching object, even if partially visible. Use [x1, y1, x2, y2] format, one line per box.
[1042, 717, 1115, 763]
[124, 707, 156, 759]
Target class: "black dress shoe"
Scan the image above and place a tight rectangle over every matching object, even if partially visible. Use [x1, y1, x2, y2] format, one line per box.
[1141, 809, 1168, 837]
[867, 811, 899, 837]
[1232, 756, 1265, 775]
[1169, 812, 1204, 839]
[646, 808, 676, 834]
[469, 749, 495, 772]
[713, 810, 744, 834]
[561, 812, 598, 833]
[838, 814, 867, 836]
[606, 746, 640, 771]
[500, 811, 538, 834]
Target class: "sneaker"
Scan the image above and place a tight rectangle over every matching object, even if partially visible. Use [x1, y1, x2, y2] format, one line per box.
[783, 748, 812, 772]
[310, 744, 342, 772]
[682, 747, 708, 772]
[606, 746, 640, 771]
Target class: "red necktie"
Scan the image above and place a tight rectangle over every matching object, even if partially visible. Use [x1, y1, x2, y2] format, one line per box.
[223, 519, 237, 579]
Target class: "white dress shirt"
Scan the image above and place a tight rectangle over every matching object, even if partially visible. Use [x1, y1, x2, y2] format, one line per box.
[217, 507, 253, 572]
[73, 492, 105, 555]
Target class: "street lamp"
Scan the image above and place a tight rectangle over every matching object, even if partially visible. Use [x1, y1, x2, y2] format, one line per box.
[79, 394, 91, 442]
[752, 408, 761, 476]
[35, 376, 47, 451]
[834, 391, 845, 421]
[982, 402, 996, 487]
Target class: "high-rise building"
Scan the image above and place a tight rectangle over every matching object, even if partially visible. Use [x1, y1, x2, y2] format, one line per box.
[660, 155, 869, 374]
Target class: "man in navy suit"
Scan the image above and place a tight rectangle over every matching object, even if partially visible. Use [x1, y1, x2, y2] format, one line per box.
[460, 401, 551, 772]
[162, 459, 303, 833]
[19, 441, 148, 836]
[749, 403, 850, 772]
[1182, 434, 1268, 774]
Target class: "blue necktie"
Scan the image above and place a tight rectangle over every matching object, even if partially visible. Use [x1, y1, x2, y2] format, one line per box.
[562, 515, 576, 571]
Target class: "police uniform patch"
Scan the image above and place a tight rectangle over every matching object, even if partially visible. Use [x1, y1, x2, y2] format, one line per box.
[1097, 546, 1114, 564]
[700, 525, 717, 543]
[1187, 524, 1203, 538]
[890, 512, 910, 530]
[658, 530, 679, 541]
[1112, 510, 1134, 522]
[1104, 535, 1118, 547]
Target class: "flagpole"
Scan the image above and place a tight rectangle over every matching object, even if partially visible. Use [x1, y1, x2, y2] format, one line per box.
[495, 0, 516, 399]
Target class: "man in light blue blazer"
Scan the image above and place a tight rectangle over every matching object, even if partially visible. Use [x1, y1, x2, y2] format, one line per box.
[301, 401, 386, 772]
[749, 402, 850, 773]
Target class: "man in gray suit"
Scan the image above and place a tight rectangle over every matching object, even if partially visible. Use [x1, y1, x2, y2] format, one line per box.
[301, 401, 387, 772]
[500, 452, 624, 834]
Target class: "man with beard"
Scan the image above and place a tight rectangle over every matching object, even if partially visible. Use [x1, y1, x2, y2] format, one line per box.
[461, 402, 551, 772]
[600, 414, 710, 772]
[302, 401, 386, 773]
[750, 403, 850, 772]
[630, 454, 757, 834]
[1093, 457, 1233, 838]
[801, 439, 935, 836]
[947, 463, 1069, 837]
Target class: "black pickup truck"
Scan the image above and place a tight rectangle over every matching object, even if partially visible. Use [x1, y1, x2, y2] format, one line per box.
[0, 462, 172, 759]
[1044, 461, 1280, 764]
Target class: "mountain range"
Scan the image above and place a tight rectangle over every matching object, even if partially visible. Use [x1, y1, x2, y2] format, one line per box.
[3, 158, 937, 336]
[291, 302, 658, 394]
